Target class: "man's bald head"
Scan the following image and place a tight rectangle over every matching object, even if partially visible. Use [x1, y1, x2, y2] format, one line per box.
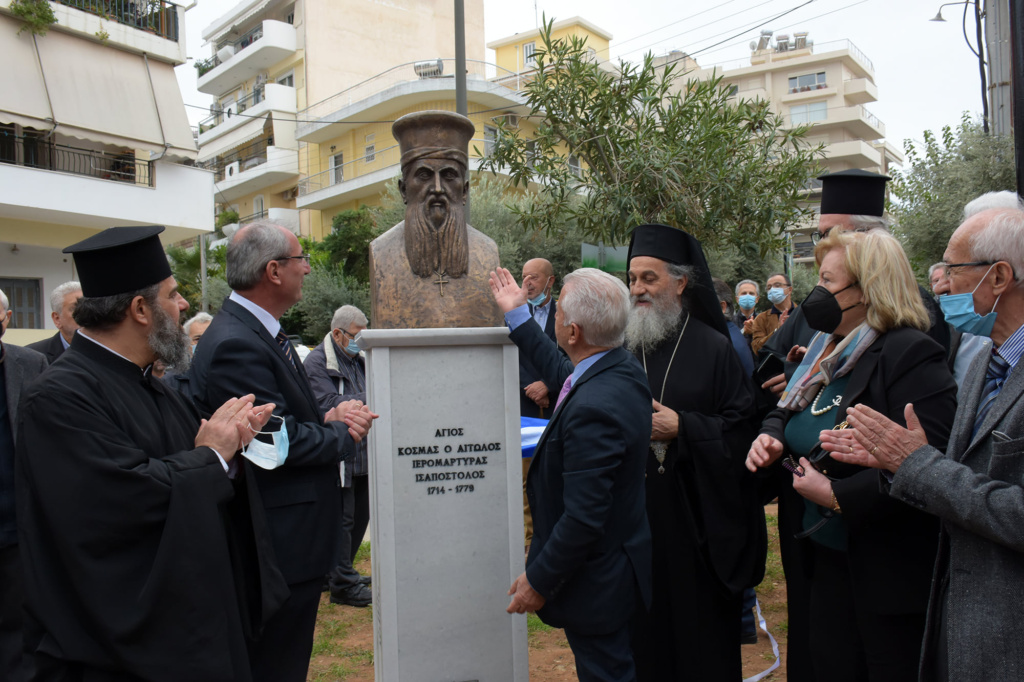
[522, 258, 555, 304]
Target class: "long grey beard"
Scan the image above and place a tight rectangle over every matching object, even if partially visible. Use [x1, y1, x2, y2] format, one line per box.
[149, 303, 191, 372]
[404, 199, 469, 278]
[624, 294, 684, 352]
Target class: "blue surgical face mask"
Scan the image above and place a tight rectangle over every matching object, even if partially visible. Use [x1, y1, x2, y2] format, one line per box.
[939, 264, 1001, 337]
[737, 294, 756, 311]
[241, 415, 289, 470]
[345, 339, 361, 355]
[767, 287, 787, 305]
[528, 281, 551, 307]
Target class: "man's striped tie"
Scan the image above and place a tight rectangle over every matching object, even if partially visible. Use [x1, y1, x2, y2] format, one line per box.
[972, 350, 1010, 438]
[275, 329, 299, 372]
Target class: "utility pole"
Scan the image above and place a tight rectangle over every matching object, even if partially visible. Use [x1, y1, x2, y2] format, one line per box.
[1011, 0, 1024, 196]
[985, 0, 1013, 134]
[454, 0, 469, 222]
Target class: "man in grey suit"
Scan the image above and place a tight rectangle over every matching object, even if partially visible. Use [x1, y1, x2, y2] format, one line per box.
[26, 281, 82, 364]
[824, 207, 1024, 681]
[0, 289, 48, 681]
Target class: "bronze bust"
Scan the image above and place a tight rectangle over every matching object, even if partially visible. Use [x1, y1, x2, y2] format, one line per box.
[369, 111, 502, 329]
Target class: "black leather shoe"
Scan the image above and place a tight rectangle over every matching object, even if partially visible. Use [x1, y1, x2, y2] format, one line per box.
[330, 583, 372, 607]
[358, 575, 372, 586]
[740, 631, 758, 645]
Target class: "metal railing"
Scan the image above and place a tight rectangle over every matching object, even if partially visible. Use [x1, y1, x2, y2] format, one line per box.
[201, 137, 272, 182]
[297, 137, 494, 198]
[57, 0, 179, 41]
[238, 210, 266, 224]
[708, 39, 874, 75]
[0, 134, 153, 186]
[784, 105, 884, 134]
[198, 22, 266, 76]
[199, 86, 266, 132]
[301, 59, 523, 123]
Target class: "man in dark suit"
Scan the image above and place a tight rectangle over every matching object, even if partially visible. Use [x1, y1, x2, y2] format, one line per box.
[188, 221, 377, 682]
[828, 207, 1024, 680]
[491, 267, 652, 682]
[0, 289, 47, 681]
[26, 281, 82, 364]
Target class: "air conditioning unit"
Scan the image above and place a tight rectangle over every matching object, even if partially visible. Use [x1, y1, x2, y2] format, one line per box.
[413, 59, 444, 78]
[281, 187, 298, 200]
[225, 161, 241, 178]
[501, 113, 519, 128]
[216, 45, 235, 64]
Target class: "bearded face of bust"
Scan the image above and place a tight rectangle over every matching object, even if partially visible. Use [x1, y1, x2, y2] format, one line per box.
[398, 157, 470, 278]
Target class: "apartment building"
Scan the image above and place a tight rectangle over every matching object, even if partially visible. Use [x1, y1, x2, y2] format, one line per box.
[698, 30, 903, 262]
[196, 0, 508, 240]
[0, 0, 210, 342]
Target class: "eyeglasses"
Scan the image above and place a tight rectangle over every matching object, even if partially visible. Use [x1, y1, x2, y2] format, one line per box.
[941, 261, 996, 271]
[275, 253, 311, 263]
[810, 225, 872, 244]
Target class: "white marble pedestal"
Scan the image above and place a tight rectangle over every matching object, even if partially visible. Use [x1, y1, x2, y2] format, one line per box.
[358, 327, 529, 682]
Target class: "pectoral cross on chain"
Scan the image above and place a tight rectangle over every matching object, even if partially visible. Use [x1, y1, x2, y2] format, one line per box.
[433, 270, 449, 296]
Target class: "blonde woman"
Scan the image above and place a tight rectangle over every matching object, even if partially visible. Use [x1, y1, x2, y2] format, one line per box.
[746, 230, 957, 681]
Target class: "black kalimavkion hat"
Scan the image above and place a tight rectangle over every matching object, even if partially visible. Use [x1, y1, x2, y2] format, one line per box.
[627, 223, 729, 339]
[63, 225, 171, 297]
[818, 169, 890, 217]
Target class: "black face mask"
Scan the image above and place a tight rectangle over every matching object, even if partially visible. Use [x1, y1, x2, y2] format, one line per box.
[802, 283, 861, 333]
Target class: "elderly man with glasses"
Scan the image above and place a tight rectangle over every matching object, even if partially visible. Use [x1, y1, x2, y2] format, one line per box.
[303, 305, 373, 608]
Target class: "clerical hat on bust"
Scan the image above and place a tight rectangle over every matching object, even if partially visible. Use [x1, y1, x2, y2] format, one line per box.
[63, 225, 171, 298]
[818, 169, 889, 216]
[393, 110, 476, 171]
[627, 223, 729, 339]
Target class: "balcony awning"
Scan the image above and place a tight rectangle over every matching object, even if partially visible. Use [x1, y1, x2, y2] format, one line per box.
[202, 0, 273, 42]
[197, 114, 269, 162]
[0, 16, 198, 160]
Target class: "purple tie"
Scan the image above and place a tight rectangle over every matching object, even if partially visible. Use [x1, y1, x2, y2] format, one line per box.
[554, 376, 573, 411]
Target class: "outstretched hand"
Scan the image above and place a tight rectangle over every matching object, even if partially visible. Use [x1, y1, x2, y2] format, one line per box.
[489, 268, 527, 314]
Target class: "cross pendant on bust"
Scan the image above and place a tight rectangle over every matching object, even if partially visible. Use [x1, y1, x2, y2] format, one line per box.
[433, 270, 449, 296]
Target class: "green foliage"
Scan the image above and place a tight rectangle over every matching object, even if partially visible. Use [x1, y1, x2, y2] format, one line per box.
[166, 242, 230, 314]
[704, 242, 783, 300]
[889, 114, 1016, 277]
[370, 175, 584, 291]
[479, 17, 823, 256]
[324, 207, 381, 283]
[215, 209, 239, 229]
[279, 264, 370, 344]
[10, 0, 57, 35]
[194, 57, 216, 77]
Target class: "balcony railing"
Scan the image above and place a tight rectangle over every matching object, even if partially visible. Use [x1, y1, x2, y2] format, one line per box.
[57, 0, 179, 41]
[301, 59, 523, 123]
[238, 210, 267, 224]
[0, 134, 153, 186]
[711, 39, 874, 75]
[199, 137, 271, 182]
[297, 138, 491, 198]
[197, 23, 266, 76]
[199, 87, 266, 132]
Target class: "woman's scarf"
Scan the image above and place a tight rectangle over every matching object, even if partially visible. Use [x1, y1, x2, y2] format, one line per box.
[777, 322, 879, 412]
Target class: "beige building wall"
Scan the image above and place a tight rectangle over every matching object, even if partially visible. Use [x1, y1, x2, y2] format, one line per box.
[488, 16, 611, 73]
[302, 0, 485, 107]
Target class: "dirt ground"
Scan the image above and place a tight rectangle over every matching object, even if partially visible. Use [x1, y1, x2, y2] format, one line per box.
[307, 505, 788, 681]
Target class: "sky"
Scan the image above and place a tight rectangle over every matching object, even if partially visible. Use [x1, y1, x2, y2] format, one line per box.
[173, 0, 985, 165]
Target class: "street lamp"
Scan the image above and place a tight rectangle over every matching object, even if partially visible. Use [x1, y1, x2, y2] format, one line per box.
[929, 0, 989, 133]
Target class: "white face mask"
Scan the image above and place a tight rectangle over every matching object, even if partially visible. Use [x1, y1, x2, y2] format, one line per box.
[241, 415, 289, 470]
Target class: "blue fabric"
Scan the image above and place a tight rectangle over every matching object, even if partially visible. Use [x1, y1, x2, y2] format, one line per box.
[521, 416, 549, 458]
[727, 321, 755, 376]
[972, 350, 1010, 438]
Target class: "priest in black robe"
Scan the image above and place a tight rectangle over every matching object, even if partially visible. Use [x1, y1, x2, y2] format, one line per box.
[624, 224, 763, 680]
[15, 226, 286, 681]
[491, 224, 765, 680]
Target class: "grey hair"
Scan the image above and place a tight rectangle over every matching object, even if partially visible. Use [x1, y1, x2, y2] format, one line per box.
[927, 262, 948, 280]
[49, 281, 82, 314]
[560, 268, 630, 348]
[963, 191, 1024, 219]
[848, 214, 891, 232]
[331, 305, 368, 332]
[183, 312, 214, 336]
[734, 278, 759, 297]
[969, 209, 1024, 281]
[0, 289, 8, 313]
[665, 262, 695, 283]
[226, 220, 293, 290]
[72, 283, 162, 332]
